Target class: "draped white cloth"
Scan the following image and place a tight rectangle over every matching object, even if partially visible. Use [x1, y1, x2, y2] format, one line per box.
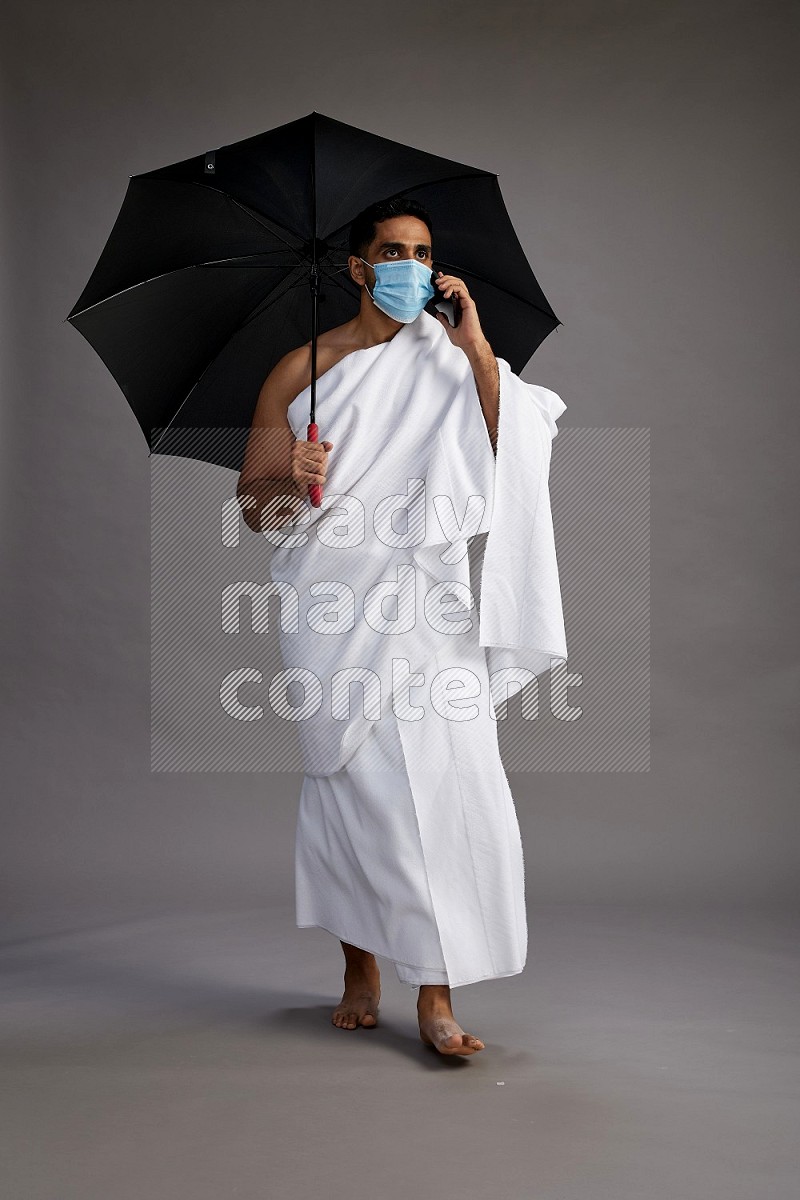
[268, 310, 567, 987]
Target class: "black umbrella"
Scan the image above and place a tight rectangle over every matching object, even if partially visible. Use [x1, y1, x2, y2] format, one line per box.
[66, 110, 560, 501]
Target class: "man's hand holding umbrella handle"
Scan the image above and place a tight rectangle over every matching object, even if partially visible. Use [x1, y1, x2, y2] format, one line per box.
[292, 427, 333, 508]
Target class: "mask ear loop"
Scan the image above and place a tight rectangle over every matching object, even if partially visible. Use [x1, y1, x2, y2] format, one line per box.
[358, 256, 375, 299]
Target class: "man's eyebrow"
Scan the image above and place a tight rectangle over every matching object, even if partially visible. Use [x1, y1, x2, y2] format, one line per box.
[377, 240, 432, 252]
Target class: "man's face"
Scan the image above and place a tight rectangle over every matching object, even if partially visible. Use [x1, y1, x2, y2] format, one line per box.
[351, 216, 433, 289]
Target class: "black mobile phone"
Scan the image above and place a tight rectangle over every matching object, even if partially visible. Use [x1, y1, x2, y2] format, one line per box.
[429, 268, 461, 328]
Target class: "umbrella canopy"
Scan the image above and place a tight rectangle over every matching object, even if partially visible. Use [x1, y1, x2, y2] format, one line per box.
[66, 110, 560, 471]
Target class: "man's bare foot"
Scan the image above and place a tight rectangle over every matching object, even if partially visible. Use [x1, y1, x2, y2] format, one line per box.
[331, 942, 381, 1030]
[417, 984, 485, 1055]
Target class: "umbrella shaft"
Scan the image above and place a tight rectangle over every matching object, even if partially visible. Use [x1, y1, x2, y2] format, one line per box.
[309, 262, 320, 424]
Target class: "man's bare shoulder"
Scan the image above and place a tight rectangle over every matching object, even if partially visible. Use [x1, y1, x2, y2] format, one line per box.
[314, 320, 361, 354]
[267, 344, 312, 403]
[272, 320, 363, 400]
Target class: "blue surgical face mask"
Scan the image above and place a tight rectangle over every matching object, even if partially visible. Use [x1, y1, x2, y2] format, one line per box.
[359, 256, 436, 323]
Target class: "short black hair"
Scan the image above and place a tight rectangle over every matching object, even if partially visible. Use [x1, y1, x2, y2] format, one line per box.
[348, 196, 434, 260]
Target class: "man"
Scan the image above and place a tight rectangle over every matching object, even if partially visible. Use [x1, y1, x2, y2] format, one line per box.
[237, 198, 566, 1057]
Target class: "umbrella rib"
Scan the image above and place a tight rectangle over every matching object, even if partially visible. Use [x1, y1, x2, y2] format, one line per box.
[151, 262, 366, 457]
[320, 171, 558, 321]
[150, 250, 558, 456]
[68, 255, 302, 320]
[320, 170, 493, 244]
[232, 270, 313, 336]
[148, 254, 555, 457]
[69, 185, 309, 322]
[426, 259, 559, 323]
[134, 175, 309, 262]
[149, 270, 310, 457]
[225, 192, 308, 261]
[318, 266, 360, 305]
[323, 258, 557, 323]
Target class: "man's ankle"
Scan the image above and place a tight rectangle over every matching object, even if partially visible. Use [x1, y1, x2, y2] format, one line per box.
[417, 984, 451, 1004]
[341, 942, 378, 970]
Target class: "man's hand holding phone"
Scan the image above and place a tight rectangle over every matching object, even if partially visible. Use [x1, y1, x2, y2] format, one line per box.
[431, 270, 490, 356]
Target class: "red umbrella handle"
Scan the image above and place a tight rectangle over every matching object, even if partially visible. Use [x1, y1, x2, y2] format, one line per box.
[306, 422, 323, 508]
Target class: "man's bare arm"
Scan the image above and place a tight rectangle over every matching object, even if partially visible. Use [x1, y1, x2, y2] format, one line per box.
[238, 473, 305, 534]
[465, 336, 500, 455]
[237, 351, 334, 533]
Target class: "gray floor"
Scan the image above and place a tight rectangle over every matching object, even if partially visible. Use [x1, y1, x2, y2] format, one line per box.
[2, 903, 798, 1199]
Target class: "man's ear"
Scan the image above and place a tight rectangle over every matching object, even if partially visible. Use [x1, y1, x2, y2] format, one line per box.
[349, 256, 365, 287]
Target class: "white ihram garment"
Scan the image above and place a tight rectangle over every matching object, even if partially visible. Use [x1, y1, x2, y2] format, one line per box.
[269, 311, 567, 988]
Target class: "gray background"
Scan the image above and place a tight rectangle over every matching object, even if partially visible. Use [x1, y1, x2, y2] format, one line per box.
[2, 3, 799, 1197]
[4, 0, 797, 923]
